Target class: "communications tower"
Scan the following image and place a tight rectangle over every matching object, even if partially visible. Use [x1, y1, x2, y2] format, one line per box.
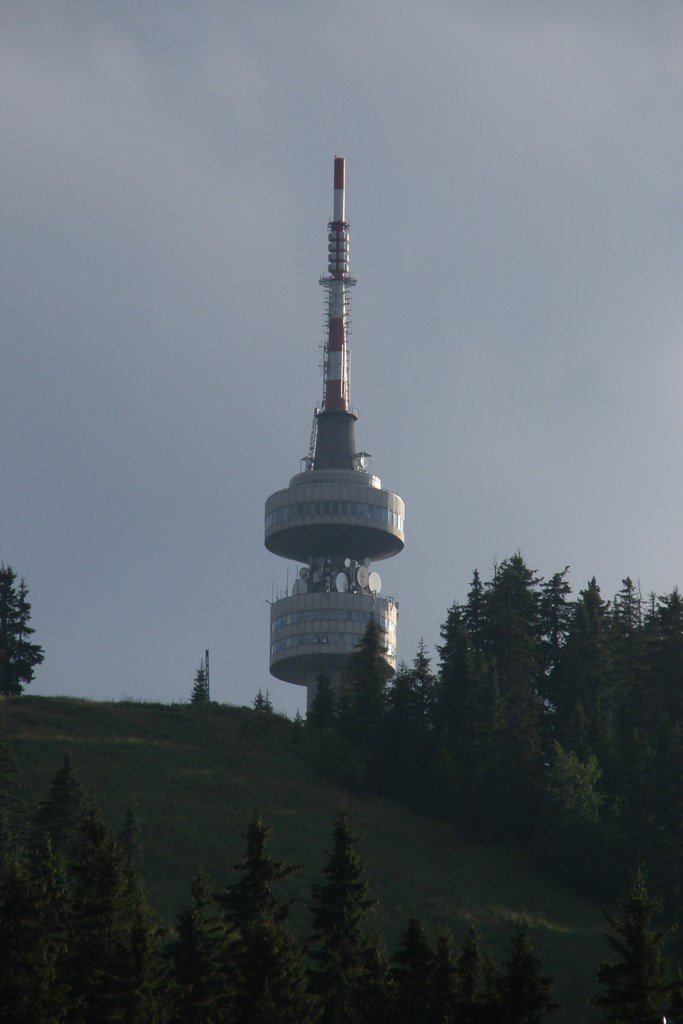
[265, 158, 405, 707]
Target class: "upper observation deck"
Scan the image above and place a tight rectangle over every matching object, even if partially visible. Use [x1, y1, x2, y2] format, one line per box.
[265, 467, 405, 563]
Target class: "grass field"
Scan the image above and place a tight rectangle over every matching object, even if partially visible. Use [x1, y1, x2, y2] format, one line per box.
[3, 695, 609, 1021]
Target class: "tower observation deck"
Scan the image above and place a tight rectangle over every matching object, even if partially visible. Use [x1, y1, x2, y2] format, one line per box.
[265, 157, 405, 708]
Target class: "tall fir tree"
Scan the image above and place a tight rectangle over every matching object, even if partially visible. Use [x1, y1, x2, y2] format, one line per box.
[339, 617, 391, 747]
[308, 671, 338, 731]
[431, 928, 459, 1024]
[496, 921, 557, 1024]
[389, 918, 434, 1024]
[30, 752, 85, 864]
[190, 661, 210, 704]
[167, 870, 227, 1024]
[0, 564, 44, 695]
[309, 809, 375, 1024]
[219, 812, 317, 1024]
[592, 865, 675, 1024]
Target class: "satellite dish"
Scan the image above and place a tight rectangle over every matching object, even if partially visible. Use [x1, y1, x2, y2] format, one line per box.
[299, 567, 309, 579]
[335, 572, 349, 593]
[368, 571, 382, 595]
[363, 557, 372, 567]
[356, 565, 369, 589]
[344, 558, 351, 568]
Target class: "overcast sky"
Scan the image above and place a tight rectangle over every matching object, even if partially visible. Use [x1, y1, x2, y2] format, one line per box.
[2, 1, 682, 715]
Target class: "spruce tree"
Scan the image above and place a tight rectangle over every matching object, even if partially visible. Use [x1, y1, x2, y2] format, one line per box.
[390, 918, 434, 1024]
[167, 870, 227, 1024]
[0, 838, 71, 1024]
[309, 809, 375, 1024]
[0, 564, 44, 694]
[191, 662, 210, 704]
[0, 711, 24, 861]
[308, 671, 338, 731]
[358, 931, 392, 1024]
[339, 617, 391, 745]
[497, 920, 557, 1024]
[592, 865, 675, 1024]
[456, 925, 498, 1023]
[432, 928, 459, 1024]
[64, 803, 136, 1022]
[219, 812, 317, 1023]
[30, 752, 85, 863]
[252, 690, 274, 714]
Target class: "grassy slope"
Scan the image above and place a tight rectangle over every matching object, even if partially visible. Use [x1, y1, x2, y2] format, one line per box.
[4, 696, 606, 1021]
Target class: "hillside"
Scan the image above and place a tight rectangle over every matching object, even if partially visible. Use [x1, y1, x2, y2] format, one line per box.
[4, 695, 608, 1021]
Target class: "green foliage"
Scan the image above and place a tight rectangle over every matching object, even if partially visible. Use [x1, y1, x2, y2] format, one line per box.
[219, 812, 317, 1023]
[309, 809, 375, 1024]
[389, 918, 435, 1024]
[308, 671, 337, 731]
[0, 564, 44, 695]
[167, 870, 227, 1024]
[190, 662, 210, 705]
[497, 920, 558, 1024]
[592, 865, 675, 1024]
[252, 690, 274, 715]
[30, 752, 85, 863]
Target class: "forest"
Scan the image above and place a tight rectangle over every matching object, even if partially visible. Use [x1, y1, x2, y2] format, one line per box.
[1, 553, 682, 1021]
[307, 555, 682, 926]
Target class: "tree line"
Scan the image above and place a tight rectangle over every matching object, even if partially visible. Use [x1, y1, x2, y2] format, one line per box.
[2, 731, 681, 1023]
[306, 554, 682, 943]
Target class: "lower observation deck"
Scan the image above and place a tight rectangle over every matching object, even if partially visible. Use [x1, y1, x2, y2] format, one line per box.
[269, 590, 398, 688]
[265, 468, 405, 563]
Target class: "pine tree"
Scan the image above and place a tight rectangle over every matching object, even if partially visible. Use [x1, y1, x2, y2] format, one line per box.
[0, 711, 24, 861]
[592, 865, 675, 1024]
[219, 812, 317, 1023]
[64, 803, 136, 1022]
[358, 932, 392, 1024]
[308, 671, 338, 731]
[482, 555, 546, 836]
[339, 617, 391, 745]
[119, 798, 140, 875]
[191, 662, 210, 704]
[309, 809, 375, 1024]
[30, 752, 85, 863]
[0, 565, 44, 695]
[432, 928, 459, 1024]
[497, 920, 557, 1024]
[456, 925, 498, 1023]
[167, 870, 227, 1024]
[390, 918, 434, 1024]
[0, 837, 71, 1024]
[252, 690, 274, 714]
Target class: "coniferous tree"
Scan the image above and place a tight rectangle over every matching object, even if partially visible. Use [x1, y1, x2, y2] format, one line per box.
[358, 932, 392, 1024]
[339, 617, 391, 747]
[252, 690, 274, 715]
[64, 803, 137, 1023]
[592, 865, 675, 1024]
[0, 565, 44, 694]
[167, 870, 227, 1024]
[119, 797, 140, 878]
[190, 662, 210, 704]
[456, 925, 498, 1023]
[432, 928, 459, 1024]
[30, 752, 85, 863]
[482, 555, 546, 836]
[308, 671, 338, 731]
[219, 812, 317, 1024]
[0, 841, 71, 1024]
[309, 810, 375, 1024]
[0, 711, 24, 861]
[390, 918, 434, 1024]
[497, 921, 557, 1024]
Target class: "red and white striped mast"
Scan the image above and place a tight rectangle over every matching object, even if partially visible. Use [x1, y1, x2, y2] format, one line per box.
[321, 156, 356, 413]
